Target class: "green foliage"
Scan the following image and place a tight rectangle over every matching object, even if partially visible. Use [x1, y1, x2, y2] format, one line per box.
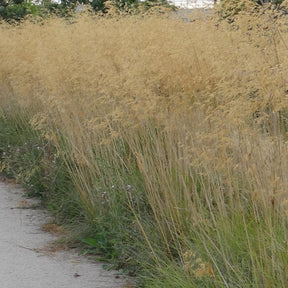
[0, 0, 172, 21]
[0, 113, 83, 223]
[80, 235, 118, 259]
[0, 108, 152, 276]
[0, 1, 39, 21]
[90, 0, 106, 12]
[256, 0, 285, 4]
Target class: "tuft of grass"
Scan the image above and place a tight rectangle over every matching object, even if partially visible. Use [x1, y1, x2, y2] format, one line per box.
[1, 7, 288, 286]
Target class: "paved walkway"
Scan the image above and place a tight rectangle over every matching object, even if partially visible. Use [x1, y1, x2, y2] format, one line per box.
[0, 181, 129, 288]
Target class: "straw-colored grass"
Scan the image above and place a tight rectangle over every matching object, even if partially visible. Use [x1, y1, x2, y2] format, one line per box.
[1, 4, 288, 286]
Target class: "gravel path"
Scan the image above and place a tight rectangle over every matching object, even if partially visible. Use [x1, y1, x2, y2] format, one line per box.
[0, 181, 130, 288]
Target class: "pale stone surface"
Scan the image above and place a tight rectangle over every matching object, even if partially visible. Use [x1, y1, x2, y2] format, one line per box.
[0, 181, 129, 288]
[168, 0, 217, 9]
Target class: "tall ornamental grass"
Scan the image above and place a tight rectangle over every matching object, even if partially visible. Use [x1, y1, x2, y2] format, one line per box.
[1, 5, 288, 286]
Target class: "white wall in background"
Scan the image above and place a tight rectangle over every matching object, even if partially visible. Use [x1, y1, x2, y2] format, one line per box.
[169, 0, 217, 9]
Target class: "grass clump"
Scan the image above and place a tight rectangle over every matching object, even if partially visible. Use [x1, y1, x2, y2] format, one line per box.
[1, 7, 288, 286]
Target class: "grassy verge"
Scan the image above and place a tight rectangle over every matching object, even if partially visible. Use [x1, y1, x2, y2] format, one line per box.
[2, 4, 288, 286]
